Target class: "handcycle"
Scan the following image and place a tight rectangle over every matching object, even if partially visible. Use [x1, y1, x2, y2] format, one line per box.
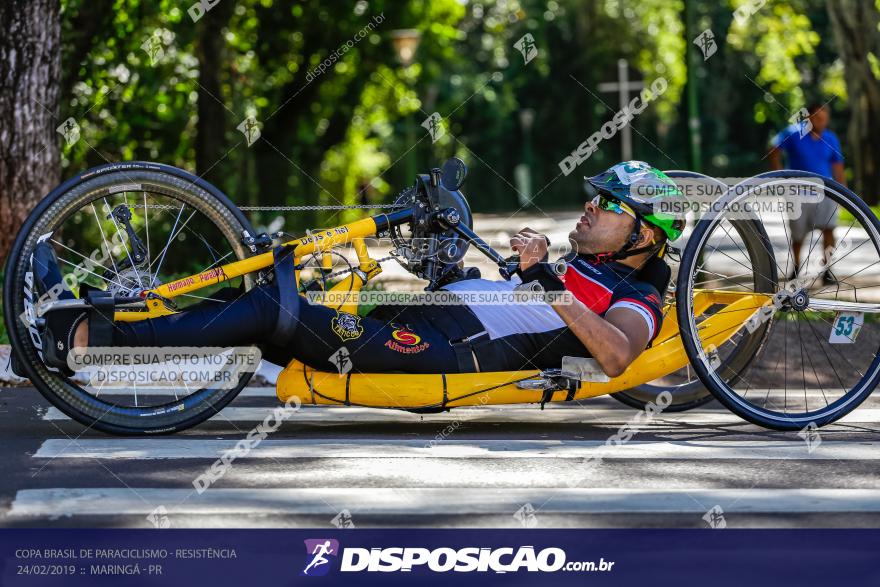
[5, 159, 880, 435]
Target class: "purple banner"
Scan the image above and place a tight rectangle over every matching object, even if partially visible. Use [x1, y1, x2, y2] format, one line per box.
[1, 529, 879, 586]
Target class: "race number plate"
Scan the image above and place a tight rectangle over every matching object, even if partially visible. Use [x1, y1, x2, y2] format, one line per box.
[829, 311, 863, 344]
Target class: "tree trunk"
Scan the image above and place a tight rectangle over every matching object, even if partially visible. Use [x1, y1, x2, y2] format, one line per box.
[0, 0, 61, 261]
[827, 0, 880, 204]
[195, 0, 233, 185]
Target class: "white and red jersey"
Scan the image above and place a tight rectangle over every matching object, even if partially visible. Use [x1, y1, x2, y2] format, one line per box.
[560, 256, 664, 342]
[440, 256, 665, 369]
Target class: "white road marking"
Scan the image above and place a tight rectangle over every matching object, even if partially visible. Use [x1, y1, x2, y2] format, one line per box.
[24, 386, 277, 398]
[11, 487, 880, 518]
[36, 405, 642, 422]
[32, 438, 880, 460]
[41, 404, 880, 424]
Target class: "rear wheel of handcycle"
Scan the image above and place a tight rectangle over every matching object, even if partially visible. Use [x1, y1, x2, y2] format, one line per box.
[612, 171, 776, 412]
[678, 170, 880, 430]
[3, 162, 260, 435]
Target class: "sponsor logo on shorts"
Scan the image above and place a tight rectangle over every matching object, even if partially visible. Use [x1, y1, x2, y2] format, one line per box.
[331, 312, 363, 342]
[384, 324, 430, 354]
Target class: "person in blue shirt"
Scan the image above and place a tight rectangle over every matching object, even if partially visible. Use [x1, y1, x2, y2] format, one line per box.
[769, 103, 847, 285]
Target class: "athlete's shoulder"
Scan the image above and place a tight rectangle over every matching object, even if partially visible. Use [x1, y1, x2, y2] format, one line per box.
[606, 264, 664, 341]
[616, 275, 662, 306]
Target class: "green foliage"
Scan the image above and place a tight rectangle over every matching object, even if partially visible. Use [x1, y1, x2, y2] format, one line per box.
[727, 0, 822, 120]
[54, 0, 857, 224]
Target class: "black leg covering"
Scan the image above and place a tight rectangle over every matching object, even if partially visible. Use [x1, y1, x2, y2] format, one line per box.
[112, 284, 288, 348]
[270, 246, 300, 346]
[86, 290, 116, 347]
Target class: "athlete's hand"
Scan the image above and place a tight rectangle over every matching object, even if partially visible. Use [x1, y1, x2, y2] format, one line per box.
[510, 228, 549, 271]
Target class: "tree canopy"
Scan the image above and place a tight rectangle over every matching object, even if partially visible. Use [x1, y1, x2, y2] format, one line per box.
[51, 0, 880, 230]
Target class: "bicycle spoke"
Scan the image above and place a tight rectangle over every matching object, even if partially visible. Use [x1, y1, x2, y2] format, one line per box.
[798, 311, 829, 408]
[799, 199, 840, 286]
[802, 316, 852, 398]
[57, 256, 128, 292]
[717, 220, 781, 286]
[50, 238, 114, 276]
[103, 196, 143, 285]
[143, 191, 152, 286]
[150, 204, 196, 285]
[91, 203, 120, 280]
[684, 178, 880, 426]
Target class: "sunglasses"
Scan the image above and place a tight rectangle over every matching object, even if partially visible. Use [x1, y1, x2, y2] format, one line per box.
[590, 195, 637, 220]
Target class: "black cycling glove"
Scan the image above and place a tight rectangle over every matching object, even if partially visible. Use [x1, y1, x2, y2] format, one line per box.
[520, 260, 566, 292]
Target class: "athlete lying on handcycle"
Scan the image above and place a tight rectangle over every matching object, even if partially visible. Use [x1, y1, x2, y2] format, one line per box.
[32, 161, 685, 378]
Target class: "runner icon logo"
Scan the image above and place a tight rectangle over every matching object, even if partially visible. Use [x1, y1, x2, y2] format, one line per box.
[302, 539, 340, 576]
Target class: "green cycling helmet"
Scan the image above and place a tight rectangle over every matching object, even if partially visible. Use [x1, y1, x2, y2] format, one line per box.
[584, 161, 685, 241]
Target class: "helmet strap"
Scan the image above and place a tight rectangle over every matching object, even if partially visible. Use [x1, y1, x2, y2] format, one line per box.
[581, 217, 664, 263]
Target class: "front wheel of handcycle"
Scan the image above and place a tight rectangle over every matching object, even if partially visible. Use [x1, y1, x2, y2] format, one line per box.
[678, 170, 880, 430]
[3, 162, 259, 435]
[613, 170, 776, 413]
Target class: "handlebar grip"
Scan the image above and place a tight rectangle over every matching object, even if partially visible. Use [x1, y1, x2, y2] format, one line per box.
[514, 280, 544, 293]
[500, 254, 521, 279]
[501, 254, 567, 280]
[551, 259, 568, 276]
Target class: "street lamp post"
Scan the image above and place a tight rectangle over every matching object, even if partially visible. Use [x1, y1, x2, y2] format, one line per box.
[515, 108, 535, 207]
[598, 59, 644, 161]
[684, 0, 703, 171]
[391, 29, 422, 181]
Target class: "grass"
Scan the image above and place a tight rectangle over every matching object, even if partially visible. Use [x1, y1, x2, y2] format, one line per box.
[838, 204, 880, 224]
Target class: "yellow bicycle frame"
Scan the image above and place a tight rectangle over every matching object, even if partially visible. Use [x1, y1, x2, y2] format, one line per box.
[275, 290, 770, 408]
[114, 216, 384, 321]
[110, 211, 772, 408]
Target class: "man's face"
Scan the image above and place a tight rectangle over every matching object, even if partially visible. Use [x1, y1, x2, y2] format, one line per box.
[568, 198, 636, 254]
[809, 107, 829, 134]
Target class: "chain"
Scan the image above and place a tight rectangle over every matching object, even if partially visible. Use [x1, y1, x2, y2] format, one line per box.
[131, 188, 414, 280]
[300, 254, 400, 283]
[132, 187, 418, 212]
[132, 203, 406, 211]
[240, 203, 405, 211]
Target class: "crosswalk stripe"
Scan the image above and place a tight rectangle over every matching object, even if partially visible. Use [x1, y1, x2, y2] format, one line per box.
[27, 386, 278, 398]
[15, 384, 866, 401]
[40, 405, 880, 425]
[10, 487, 880, 517]
[33, 438, 872, 460]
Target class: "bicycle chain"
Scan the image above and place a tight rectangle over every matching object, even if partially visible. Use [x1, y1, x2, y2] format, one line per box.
[131, 186, 417, 211]
[312, 254, 399, 281]
[132, 203, 406, 211]
[132, 190, 415, 280]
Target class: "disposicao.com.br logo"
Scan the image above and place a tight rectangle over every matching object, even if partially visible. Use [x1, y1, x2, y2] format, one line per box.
[301, 540, 615, 574]
[302, 539, 340, 576]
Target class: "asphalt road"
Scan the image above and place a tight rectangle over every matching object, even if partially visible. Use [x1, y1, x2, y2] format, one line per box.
[1, 384, 880, 529]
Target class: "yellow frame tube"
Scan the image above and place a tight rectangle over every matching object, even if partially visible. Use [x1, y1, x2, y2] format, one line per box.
[108, 205, 774, 411]
[276, 293, 771, 409]
[113, 217, 379, 321]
